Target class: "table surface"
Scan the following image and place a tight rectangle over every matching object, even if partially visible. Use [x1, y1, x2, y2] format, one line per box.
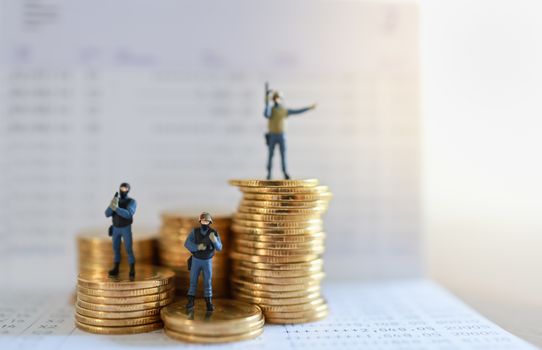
[450, 290, 542, 348]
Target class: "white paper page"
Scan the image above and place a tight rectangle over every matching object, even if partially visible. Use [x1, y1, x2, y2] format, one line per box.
[0, 280, 537, 350]
[0, 0, 421, 289]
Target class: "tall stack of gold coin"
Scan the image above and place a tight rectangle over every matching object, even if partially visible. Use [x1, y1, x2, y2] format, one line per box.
[161, 299, 264, 343]
[158, 212, 231, 297]
[77, 230, 157, 272]
[228, 179, 331, 324]
[75, 266, 175, 334]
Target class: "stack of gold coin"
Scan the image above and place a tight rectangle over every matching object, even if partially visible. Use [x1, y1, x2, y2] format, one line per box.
[75, 265, 175, 334]
[228, 179, 331, 324]
[161, 299, 264, 343]
[158, 212, 231, 297]
[77, 229, 158, 272]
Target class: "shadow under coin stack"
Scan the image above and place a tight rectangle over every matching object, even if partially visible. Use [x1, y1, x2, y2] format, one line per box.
[158, 212, 231, 297]
[77, 230, 157, 272]
[161, 299, 264, 343]
[228, 179, 332, 324]
[75, 266, 175, 334]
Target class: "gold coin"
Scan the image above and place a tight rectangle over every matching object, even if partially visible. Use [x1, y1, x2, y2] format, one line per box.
[264, 302, 328, 318]
[167, 317, 265, 337]
[257, 298, 326, 312]
[164, 326, 263, 343]
[240, 200, 329, 210]
[161, 299, 262, 333]
[233, 233, 325, 244]
[234, 238, 325, 250]
[238, 206, 326, 215]
[230, 251, 321, 263]
[75, 319, 163, 334]
[234, 244, 324, 256]
[231, 225, 323, 236]
[77, 297, 174, 312]
[77, 284, 173, 297]
[232, 219, 323, 229]
[234, 212, 322, 222]
[231, 277, 320, 292]
[75, 312, 161, 327]
[241, 192, 332, 202]
[229, 179, 319, 187]
[77, 288, 175, 304]
[232, 258, 323, 271]
[230, 284, 321, 296]
[234, 232, 326, 247]
[76, 304, 163, 319]
[237, 185, 329, 194]
[233, 292, 321, 306]
[232, 264, 322, 278]
[234, 272, 325, 285]
[264, 309, 328, 324]
[77, 265, 174, 290]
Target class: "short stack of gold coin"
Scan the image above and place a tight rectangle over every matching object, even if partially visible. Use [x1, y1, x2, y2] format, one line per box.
[158, 212, 231, 297]
[161, 299, 264, 343]
[77, 229, 158, 272]
[75, 265, 175, 334]
[228, 179, 331, 324]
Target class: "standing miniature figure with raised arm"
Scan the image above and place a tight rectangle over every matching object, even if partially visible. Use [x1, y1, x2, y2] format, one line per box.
[105, 182, 137, 278]
[184, 212, 222, 312]
[264, 82, 316, 180]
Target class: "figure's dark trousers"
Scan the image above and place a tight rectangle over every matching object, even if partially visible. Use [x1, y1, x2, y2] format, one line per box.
[188, 256, 213, 297]
[267, 132, 287, 176]
[111, 226, 135, 264]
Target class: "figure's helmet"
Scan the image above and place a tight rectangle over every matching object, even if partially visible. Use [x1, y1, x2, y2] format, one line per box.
[199, 212, 213, 224]
[271, 90, 283, 101]
[119, 182, 130, 198]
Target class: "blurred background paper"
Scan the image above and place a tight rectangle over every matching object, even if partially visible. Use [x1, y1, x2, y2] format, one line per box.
[0, 0, 420, 290]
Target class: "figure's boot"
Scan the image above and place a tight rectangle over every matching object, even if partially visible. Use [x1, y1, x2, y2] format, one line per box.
[284, 172, 290, 180]
[186, 295, 195, 310]
[129, 263, 135, 278]
[205, 297, 215, 311]
[108, 263, 120, 277]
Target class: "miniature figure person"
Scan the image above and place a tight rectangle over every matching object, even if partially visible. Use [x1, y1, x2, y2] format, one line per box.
[264, 82, 316, 180]
[105, 182, 137, 278]
[184, 212, 222, 311]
